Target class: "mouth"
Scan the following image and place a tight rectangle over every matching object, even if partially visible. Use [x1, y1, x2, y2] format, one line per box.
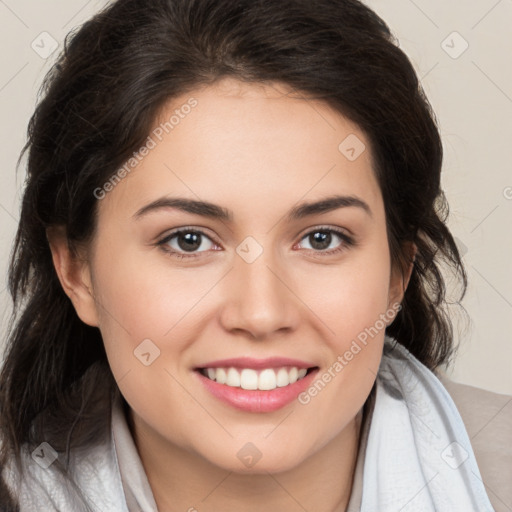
[193, 357, 320, 413]
[196, 365, 316, 391]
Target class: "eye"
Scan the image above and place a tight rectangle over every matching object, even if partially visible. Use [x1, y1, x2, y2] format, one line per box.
[157, 228, 218, 259]
[295, 227, 354, 255]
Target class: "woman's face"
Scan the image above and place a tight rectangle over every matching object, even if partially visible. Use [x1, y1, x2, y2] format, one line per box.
[76, 77, 406, 473]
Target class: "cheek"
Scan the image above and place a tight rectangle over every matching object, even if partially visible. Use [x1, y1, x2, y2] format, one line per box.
[92, 242, 215, 340]
[89, 239, 220, 396]
[290, 239, 391, 421]
[298, 240, 392, 348]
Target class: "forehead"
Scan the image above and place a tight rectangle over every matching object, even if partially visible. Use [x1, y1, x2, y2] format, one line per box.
[97, 77, 383, 224]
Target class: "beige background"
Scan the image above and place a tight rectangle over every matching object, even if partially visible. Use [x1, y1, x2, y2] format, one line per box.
[0, 0, 511, 395]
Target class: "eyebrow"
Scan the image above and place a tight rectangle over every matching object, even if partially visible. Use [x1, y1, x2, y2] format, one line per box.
[133, 194, 372, 222]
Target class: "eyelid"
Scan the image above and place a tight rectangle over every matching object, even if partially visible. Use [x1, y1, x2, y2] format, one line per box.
[295, 224, 352, 241]
[157, 225, 219, 244]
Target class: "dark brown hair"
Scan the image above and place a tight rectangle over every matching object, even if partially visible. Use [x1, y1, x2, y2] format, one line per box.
[0, 0, 467, 508]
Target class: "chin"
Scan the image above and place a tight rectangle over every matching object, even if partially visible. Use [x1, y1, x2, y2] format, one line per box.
[203, 445, 309, 475]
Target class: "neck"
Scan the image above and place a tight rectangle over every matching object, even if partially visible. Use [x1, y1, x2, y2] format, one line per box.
[130, 408, 364, 512]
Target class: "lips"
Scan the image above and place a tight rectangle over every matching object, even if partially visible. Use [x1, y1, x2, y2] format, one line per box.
[194, 356, 319, 412]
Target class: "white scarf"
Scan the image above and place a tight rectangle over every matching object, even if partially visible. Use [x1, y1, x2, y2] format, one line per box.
[360, 337, 495, 511]
[4, 337, 495, 511]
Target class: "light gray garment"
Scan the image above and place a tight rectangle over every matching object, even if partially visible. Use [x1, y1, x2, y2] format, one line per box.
[358, 341, 495, 511]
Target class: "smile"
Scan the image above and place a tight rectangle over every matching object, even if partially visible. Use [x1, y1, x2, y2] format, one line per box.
[194, 357, 320, 413]
[199, 366, 310, 391]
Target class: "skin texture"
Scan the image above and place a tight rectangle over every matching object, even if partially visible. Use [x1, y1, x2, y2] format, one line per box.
[48, 77, 414, 512]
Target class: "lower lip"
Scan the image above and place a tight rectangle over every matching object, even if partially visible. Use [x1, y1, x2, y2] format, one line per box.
[195, 368, 319, 413]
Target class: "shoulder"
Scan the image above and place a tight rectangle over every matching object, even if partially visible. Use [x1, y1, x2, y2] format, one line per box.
[438, 374, 512, 512]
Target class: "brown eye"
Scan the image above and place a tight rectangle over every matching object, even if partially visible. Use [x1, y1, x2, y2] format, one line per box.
[174, 231, 203, 252]
[297, 227, 353, 254]
[307, 231, 333, 251]
[158, 229, 217, 258]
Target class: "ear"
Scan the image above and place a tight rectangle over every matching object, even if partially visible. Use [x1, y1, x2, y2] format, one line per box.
[46, 226, 99, 327]
[387, 241, 417, 322]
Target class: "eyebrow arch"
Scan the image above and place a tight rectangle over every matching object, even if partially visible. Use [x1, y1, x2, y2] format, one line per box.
[133, 194, 372, 222]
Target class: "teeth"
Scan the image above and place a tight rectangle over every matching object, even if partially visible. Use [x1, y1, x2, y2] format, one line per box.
[226, 368, 241, 387]
[240, 369, 258, 390]
[202, 366, 310, 390]
[216, 368, 227, 384]
[258, 369, 276, 390]
[276, 368, 289, 387]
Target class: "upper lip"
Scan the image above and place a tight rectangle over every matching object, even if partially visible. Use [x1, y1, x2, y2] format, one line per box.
[195, 357, 317, 370]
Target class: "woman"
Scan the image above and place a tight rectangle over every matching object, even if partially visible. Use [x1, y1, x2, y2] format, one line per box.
[0, 0, 508, 510]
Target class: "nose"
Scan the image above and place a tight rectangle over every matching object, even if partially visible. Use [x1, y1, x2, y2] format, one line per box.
[219, 245, 301, 340]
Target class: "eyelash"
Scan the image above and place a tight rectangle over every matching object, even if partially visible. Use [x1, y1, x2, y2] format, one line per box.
[156, 226, 355, 261]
